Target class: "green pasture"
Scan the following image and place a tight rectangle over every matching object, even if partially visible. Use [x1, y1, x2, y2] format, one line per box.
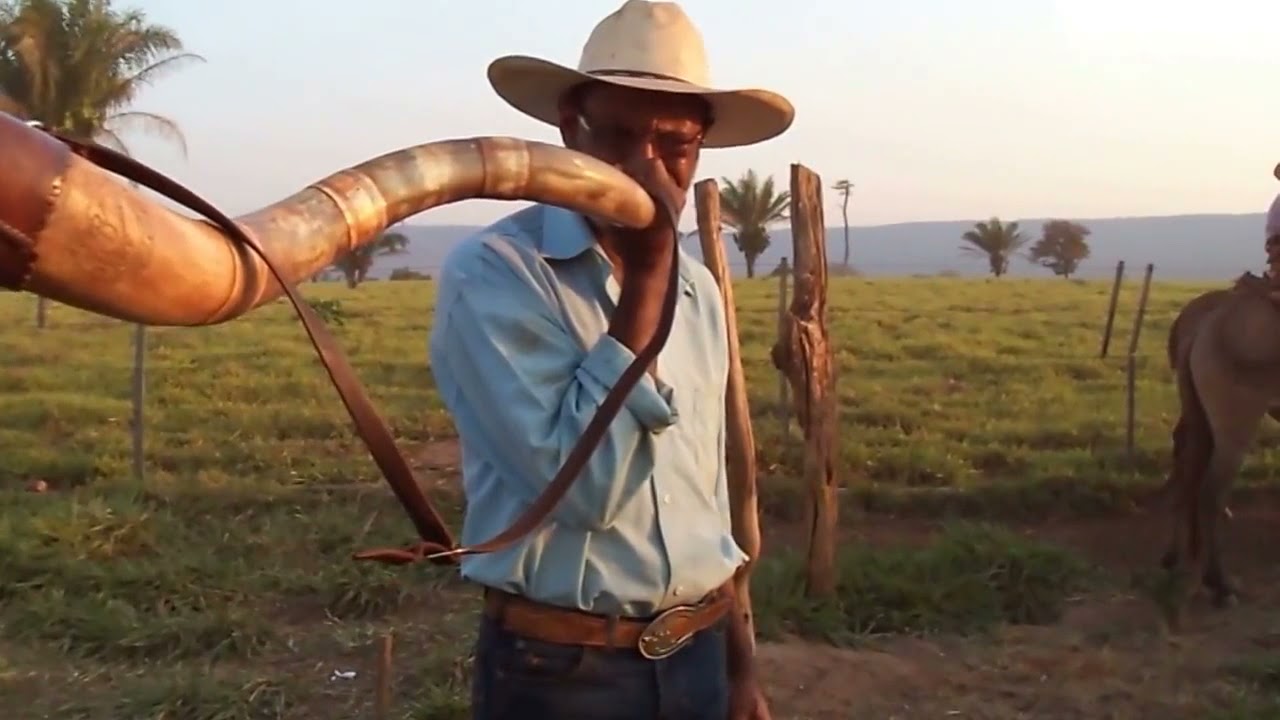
[0, 275, 1272, 718]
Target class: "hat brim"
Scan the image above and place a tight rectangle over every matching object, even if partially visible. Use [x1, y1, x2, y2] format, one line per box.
[487, 55, 794, 149]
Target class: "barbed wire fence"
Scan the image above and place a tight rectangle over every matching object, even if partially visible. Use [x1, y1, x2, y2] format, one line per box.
[1099, 261, 1156, 460]
[15, 257, 1173, 484]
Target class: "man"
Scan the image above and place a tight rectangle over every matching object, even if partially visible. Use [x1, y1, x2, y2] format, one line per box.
[428, 2, 794, 719]
[1267, 163, 1280, 280]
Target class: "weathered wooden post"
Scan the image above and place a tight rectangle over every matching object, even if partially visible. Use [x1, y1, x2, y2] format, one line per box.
[1125, 263, 1154, 460]
[1100, 260, 1126, 359]
[694, 178, 763, 648]
[771, 164, 840, 598]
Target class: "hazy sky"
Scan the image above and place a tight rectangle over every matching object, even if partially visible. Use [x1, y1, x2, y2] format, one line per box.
[113, 0, 1280, 230]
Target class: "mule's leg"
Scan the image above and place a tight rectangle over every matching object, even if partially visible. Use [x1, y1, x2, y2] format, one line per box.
[1162, 356, 1215, 579]
[1163, 414, 1220, 595]
[1194, 385, 1268, 607]
[1161, 414, 1193, 571]
[1196, 442, 1250, 607]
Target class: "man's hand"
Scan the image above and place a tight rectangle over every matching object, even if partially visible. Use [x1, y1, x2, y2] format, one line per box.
[728, 674, 772, 720]
[604, 158, 684, 357]
[610, 157, 685, 275]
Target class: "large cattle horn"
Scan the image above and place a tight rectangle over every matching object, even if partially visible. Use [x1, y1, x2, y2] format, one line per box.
[0, 111, 655, 324]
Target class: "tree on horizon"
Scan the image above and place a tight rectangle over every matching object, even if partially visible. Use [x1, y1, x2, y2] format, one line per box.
[960, 217, 1028, 277]
[0, 0, 204, 328]
[1028, 219, 1092, 279]
[719, 169, 790, 278]
[332, 229, 409, 288]
[831, 179, 853, 270]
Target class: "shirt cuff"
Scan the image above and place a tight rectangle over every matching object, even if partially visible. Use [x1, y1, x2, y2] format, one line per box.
[577, 334, 678, 432]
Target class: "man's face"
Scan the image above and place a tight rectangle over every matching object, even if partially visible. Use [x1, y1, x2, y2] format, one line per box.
[559, 82, 711, 195]
[1268, 234, 1280, 264]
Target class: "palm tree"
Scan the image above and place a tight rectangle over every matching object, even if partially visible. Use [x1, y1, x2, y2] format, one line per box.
[831, 179, 853, 269]
[960, 217, 1028, 277]
[0, 0, 204, 327]
[719, 169, 790, 278]
[333, 229, 410, 288]
[0, 0, 202, 148]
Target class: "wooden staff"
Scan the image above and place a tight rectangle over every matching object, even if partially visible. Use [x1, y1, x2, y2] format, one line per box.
[693, 178, 762, 649]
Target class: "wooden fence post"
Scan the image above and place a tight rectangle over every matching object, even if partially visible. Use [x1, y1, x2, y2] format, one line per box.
[776, 263, 791, 421]
[1125, 263, 1154, 460]
[131, 323, 146, 482]
[374, 632, 393, 719]
[1126, 354, 1137, 459]
[1127, 263, 1155, 357]
[772, 164, 839, 598]
[1100, 260, 1126, 358]
[35, 297, 48, 329]
[694, 179, 762, 648]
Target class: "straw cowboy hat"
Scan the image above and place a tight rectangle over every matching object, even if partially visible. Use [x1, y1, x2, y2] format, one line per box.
[486, 0, 794, 148]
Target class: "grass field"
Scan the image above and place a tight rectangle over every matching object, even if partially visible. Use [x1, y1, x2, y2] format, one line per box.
[4, 275, 1280, 718]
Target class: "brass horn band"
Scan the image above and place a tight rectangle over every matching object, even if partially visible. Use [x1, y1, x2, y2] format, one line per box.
[0, 111, 656, 324]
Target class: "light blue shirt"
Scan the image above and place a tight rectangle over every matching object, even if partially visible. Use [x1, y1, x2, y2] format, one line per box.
[428, 203, 746, 618]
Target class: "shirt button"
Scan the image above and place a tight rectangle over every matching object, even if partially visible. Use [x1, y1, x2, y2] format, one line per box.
[673, 585, 684, 597]
[662, 493, 672, 504]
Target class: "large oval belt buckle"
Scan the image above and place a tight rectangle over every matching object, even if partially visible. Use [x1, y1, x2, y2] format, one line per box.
[637, 606, 695, 660]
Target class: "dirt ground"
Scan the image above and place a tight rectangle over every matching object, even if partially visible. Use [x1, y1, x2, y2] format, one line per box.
[414, 441, 1280, 719]
[755, 506, 1280, 720]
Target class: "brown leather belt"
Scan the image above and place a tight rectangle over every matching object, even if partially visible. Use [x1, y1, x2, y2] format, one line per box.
[482, 582, 734, 660]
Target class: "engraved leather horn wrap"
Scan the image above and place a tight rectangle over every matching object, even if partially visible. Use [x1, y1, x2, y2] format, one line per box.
[0, 111, 656, 323]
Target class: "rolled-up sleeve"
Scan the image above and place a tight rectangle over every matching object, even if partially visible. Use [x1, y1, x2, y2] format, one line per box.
[430, 239, 677, 531]
[577, 333, 678, 432]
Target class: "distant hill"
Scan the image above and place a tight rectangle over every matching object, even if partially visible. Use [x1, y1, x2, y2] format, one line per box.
[361, 213, 1270, 282]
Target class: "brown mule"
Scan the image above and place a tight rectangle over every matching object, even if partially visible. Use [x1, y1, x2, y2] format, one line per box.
[1156, 273, 1280, 608]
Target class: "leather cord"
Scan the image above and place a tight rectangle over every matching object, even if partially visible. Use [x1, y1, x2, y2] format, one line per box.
[34, 127, 684, 567]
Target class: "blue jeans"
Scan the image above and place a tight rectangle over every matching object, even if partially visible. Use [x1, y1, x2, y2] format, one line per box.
[469, 613, 730, 720]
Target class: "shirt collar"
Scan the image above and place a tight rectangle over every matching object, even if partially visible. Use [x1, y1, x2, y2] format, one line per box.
[537, 205, 697, 297]
[537, 203, 596, 261]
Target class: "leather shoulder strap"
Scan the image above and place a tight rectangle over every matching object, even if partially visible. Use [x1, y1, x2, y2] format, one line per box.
[38, 129, 681, 567]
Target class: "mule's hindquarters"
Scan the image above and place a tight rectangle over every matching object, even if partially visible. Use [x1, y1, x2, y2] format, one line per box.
[1182, 329, 1274, 605]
